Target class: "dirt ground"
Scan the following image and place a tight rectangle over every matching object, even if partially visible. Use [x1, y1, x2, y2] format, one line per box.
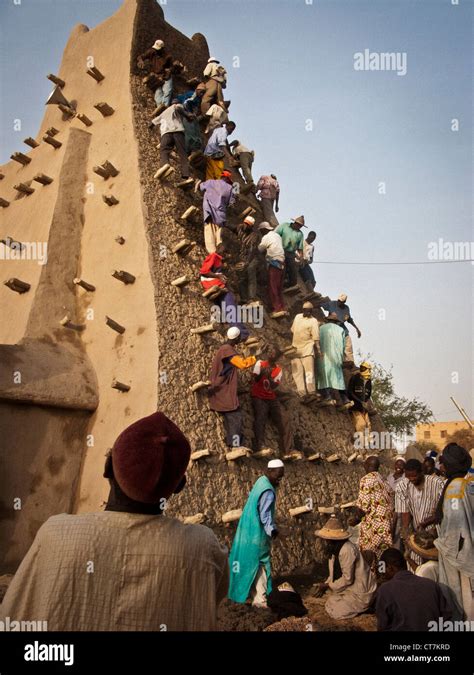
[217, 576, 377, 632]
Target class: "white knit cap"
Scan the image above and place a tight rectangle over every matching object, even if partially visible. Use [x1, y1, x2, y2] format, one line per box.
[227, 327, 240, 340]
[152, 40, 164, 51]
[268, 459, 284, 468]
[338, 293, 348, 302]
[208, 56, 219, 63]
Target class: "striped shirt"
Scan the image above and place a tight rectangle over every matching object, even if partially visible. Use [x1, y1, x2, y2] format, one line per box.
[395, 474, 445, 528]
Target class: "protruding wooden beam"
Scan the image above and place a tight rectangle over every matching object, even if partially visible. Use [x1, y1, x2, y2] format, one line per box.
[58, 104, 75, 118]
[102, 194, 119, 206]
[202, 285, 226, 300]
[87, 66, 105, 82]
[45, 127, 59, 137]
[33, 173, 54, 186]
[239, 206, 256, 219]
[13, 183, 34, 196]
[76, 113, 93, 127]
[115, 236, 125, 245]
[93, 165, 109, 179]
[94, 102, 115, 117]
[189, 380, 210, 393]
[269, 310, 288, 320]
[112, 380, 130, 392]
[190, 322, 217, 335]
[4, 278, 30, 294]
[289, 505, 313, 517]
[190, 449, 211, 462]
[340, 501, 356, 510]
[348, 452, 358, 463]
[282, 345, 297, 357]
[326, 454, 341, 463]
[1, 237, 23, 250]
[183, 513, 206, 525]
[307, 453, 322, 462]
[222, 509, 242, 524]
[47, 74, 65, 88]
[105, 316, 125, 334]
[172, 239, 196, 256]
[10, 152, 31, 166]
[188, 150, 205, 165]
[74, 278, 96, 292]
[318, 506, 336, 514]
[225, 448, 250, 461]
[0, 198, 10, 208]
[154, 164, 174, 181]
[282, 451, 304, 462]
[170, 275, 191, 288]
[59, 315, 85, 331]
[252, 448, 274, 459]
[176, 177, 194, 190]
[181, 205, 200, 222]
[111, 270, 135, 285]
[102, 160, 119, 177]
[43, 135, 62, 149]
[23, 137, 39, 149]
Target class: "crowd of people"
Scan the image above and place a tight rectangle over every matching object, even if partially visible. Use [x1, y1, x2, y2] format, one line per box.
[1, 38, 472, 635]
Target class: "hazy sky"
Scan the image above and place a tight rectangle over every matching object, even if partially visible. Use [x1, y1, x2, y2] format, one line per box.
[0, 0, 472, 425]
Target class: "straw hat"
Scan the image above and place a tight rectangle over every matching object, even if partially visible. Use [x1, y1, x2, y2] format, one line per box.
[315, 515, 350, 540]
[408, 533, 438, 561]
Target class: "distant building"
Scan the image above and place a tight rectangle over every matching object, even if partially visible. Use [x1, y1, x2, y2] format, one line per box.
[416, 420, 473, 451]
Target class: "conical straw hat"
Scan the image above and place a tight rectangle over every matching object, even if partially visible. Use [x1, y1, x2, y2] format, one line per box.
[315, 514, 350, 540]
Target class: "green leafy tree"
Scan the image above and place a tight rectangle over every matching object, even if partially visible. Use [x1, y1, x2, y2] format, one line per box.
[365, 358, 433, 435]
[446, 427, 474, 450]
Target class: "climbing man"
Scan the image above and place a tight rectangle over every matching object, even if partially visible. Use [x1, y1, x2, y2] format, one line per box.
[199, 170, 235, 253]
[275, 216, 305, 290]
[251, 347, 293, 457]
[137, 39, 174, 115]
[347, 361, 373, 432]
[201, 56, 227, 114]
[235, 215, 261, 305]
[290, 301, 320, 403]
[321, 294, 362, 367]
[205, 100, 231, 134]
[204, 121, 236, 180]
[317, 313, 353, 409]
[256, 174, 280, 227]
[228, 459, 285, 608]
[208, 327, 256, 452]
[150, 99, 192, 181]
[258, 221, 286, 317]
[298, 231, 317, 293]
[175, 82, 206, 153]
[229, 139, 255, 188]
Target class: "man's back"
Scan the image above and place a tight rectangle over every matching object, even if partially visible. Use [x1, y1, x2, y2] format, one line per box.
[376, 570, 451, 631]
[0, 512, 228, 631]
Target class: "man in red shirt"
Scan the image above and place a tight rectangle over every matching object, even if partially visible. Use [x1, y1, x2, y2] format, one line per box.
[199, 243, 249, 339]
[251, 347, 292, 457]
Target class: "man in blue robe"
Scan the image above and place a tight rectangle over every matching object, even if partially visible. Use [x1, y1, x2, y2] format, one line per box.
[228, 460, 285, 607]
[317, 313, 353, 409]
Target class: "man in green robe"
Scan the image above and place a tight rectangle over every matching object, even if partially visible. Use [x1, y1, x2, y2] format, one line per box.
[317, 313, 353, 409]
[228, 460, 285, 607]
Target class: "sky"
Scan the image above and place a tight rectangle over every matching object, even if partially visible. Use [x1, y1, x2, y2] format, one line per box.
[0, 0, 472, 426]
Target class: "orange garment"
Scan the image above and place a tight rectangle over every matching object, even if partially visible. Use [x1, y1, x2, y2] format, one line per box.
[230, 355, 256, 369]
[206, 157, 224, 180]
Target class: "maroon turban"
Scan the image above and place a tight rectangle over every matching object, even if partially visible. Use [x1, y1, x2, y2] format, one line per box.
[111, 412, 191, 503]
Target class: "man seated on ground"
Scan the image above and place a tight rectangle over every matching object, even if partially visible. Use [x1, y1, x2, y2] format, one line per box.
[251, 347, 293, 458]
[208, 327, 256, 453]
[204, 121, 236, 180]
[376, 548, 452, 631]
[313, 515, 377, 620]
[0, 412, 229, 631]
[406, 531, 439, 580]
[347, 361, 373, 432]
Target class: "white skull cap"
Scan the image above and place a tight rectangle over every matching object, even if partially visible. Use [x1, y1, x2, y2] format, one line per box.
[268, 459, 284, 468]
